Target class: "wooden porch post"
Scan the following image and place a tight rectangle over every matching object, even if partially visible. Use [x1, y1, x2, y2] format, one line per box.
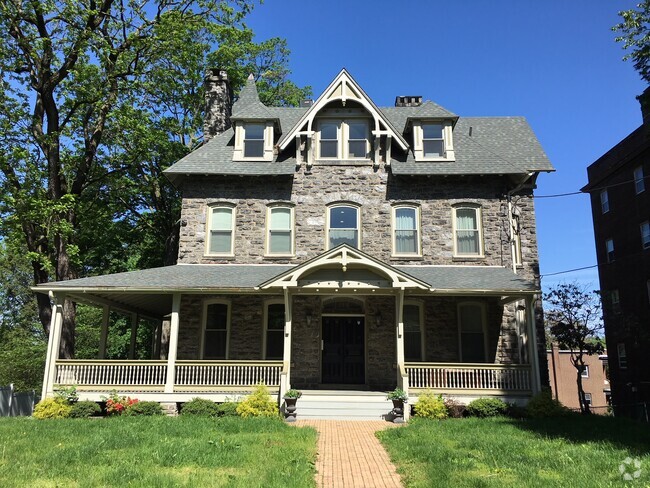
[395, 288, 410, 420]
[98, 305, 110, 359]
[525, 295, 542, 394]
[129, 313, 139, 359]
[41, 292, 65, 399]
[164, 294, 181, 393]
[280, 287, 292, 398]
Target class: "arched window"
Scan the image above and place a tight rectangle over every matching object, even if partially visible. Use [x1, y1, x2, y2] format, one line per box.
[266, 205, 294, 255]
[452, 204, 483, 257]
[206, 204, 235, 256]
[322, 297, 365, 315]
[327, 204, 360, 249]
[392, 205, 421, 256]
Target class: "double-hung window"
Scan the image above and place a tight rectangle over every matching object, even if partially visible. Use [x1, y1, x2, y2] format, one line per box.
[264, 302, 285, 360]
[328, 204, 359, 249]
[453, 204, 483, 257]
[404, 303, 424, 361]
[317, 120, 369, 160]
[207, 205, 235, 255]
[202, 301, 230, 359]
[393, 206, 420, 255]
[243, 124, 265, 158]
[458, 303, 487, 362]
[635, 166, 645, 194]
[641, 221, 650, 249]
[617, 343, 627, 369]
[267, 206, 294, 255]
[600, 190, 609, 214]
[422, 123, 445, 158]
[605, 238, 614, 263]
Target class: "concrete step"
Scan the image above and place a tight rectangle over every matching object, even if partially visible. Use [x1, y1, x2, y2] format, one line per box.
[292, 390, 394, 420]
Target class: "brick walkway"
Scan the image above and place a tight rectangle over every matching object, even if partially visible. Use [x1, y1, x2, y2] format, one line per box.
[295, 420, 403, 488]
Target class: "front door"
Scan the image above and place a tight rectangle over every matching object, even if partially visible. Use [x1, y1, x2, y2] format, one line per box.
[321, 316, 365, 384]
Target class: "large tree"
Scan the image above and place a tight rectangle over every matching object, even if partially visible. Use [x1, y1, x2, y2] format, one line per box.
[613, 1, 650, 84]
[0, 0, 310, 358]
[544, 283, 604, 414]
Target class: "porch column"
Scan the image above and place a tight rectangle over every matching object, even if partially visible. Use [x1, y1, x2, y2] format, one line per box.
[98, 305, 110, 359]
[280, 287, 292, 397]
[41, 292, 65, 399]
[129, 313, 139, 359]
[525, 295, 542, 394]
[395, 289, 409, 421]
[164, 293, 181, 393]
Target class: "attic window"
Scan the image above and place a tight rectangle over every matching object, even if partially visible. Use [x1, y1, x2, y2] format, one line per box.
[422, 124, 444, 157]
[233, 121, 273, 161]
[413, 120, 455, 161]
[317, 119, 369, 160]
[244, 124, 265, 158]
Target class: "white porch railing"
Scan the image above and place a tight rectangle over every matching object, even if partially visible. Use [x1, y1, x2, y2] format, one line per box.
[175, 361, 282, 389]
[405, 362, 531, 392]
[53, 360, 283, 392]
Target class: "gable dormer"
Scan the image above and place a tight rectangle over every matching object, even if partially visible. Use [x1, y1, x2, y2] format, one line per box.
[231, 75, 278, 162]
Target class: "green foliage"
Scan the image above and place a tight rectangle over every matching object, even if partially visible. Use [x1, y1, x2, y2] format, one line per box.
[284, 389, 302, 399]
[526, 389, 570, 418]
[33, 398, 72, 419]
[466, 398, 509, 418]
[181, 398, 221, 417]
[0, 327, 46, 392]
[69, 401, 101, 418]
[236, 383, 279, 418]
[414, 391, 448, 419]
[613, 1, 650, 83]
[386, 388, 408, 401]
[123, 401, 164, 416]
[443, 398, 466, 418]
[54, 385, 79, 404]
[216, 402, 240, 417]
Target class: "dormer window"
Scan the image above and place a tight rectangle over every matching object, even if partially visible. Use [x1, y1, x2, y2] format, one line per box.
[317, 119, 369, 160]
[233, 121, 274, 161]
[413, 120, 455, 161]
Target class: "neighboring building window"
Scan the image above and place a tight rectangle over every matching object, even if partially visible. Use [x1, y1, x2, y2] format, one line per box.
[583, 392, 592, 406]
[264, 302, 285, 360]
[458, 303, 487, 362]
[600, 190, 609, 214]
[317, 120, 369, 160]
[243, 123, 265, 158]
[207, 205, 235, 255]
[634, 166, 645, 194]
[393, 206, 420, 255]
[267, 206, 294, 255]
[422, 123, 445, 158]
[580, 365, 590, 378]
[647, 279, 650, 305]
[328, 204, 359, 249]
[610, 289, 620, 312]
[404, 303, 424, 362]
[605, 238, 614, 263]
[617, 343, 627, 369]
[641, 221, 650, 249]
[202, 301, 230, 359]
[453, 204, 483, 257]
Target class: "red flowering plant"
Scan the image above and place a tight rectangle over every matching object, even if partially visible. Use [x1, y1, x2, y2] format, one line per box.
[101, 390, 139, 416]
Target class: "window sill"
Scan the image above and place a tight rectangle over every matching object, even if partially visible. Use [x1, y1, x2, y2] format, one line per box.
[390, 255, 424, 261]
[203, 254, 236, 260]
[313, 159, 372, 166]
[264, 254, 297, 260]
[452, 255, 485, 262]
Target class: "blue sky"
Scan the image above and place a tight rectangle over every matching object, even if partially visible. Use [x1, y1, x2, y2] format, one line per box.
[246, 0, 646, 293]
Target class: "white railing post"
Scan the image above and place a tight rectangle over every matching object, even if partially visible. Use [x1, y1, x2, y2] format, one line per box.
[526, 296, 542, 394]
[42, 292, 64, 399]
[98, 305, 110, 359]
[165, 293, 181, 393]
[395, 288, 405, 382]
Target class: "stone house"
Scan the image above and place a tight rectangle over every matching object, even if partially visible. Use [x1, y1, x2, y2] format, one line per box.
[37, 69, 554, 418]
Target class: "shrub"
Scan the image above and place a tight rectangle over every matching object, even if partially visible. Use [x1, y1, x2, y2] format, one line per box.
[69, 401, 101, 418]
[466, 398, 508, 418]
[506, 402, 528, 419]
[181, 398, 220, 417]
[443, 398, 466, 418]
[526, 389, 570, 418]
[54, 385, 79, 404]
[236, 383, 279, 418]
[216, 402, 240, 417]
[414, 391, 448, 419]
[33, 398, 72, 419]
[123, 401, 163, 416]
[102, 391, 138, 416]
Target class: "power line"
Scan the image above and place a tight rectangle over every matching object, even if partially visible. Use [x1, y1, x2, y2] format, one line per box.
[535, 191, 583, 198]
[541, 264, 599, 278]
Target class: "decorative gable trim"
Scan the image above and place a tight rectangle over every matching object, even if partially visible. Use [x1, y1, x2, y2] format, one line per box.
[277, 69, 409, 152]
[258, 244, 431, 290]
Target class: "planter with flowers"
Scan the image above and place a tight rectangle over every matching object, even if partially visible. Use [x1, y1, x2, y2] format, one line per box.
[387, 388, 408, 423]
[283, 389, 302, 422]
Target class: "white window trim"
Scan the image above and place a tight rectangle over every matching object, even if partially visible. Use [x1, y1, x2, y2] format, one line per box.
[265, 204, 295, 257]
[200, 299, 231, 360]
[605, 238, 614, 263]
[233, 121, 274, 161]
[600, 190, 609, 214]
[457, 302, 488, 363]
[617, 342, 627, 369]
[634, 166, 645, 194]
[583, 392, 592, 405]
[641, 221, 650, 250]
[316, 118, 371, 161]
[452, 204, 485, 258]
[262, 299, 285, 360]
[404, 300, 425, 361]
[205, 203, 236, 257]
[580, 365, 590, 378]
[326, 202, 361, 250]
[391, 204, 422, 257]
[412, 120, 455, 162]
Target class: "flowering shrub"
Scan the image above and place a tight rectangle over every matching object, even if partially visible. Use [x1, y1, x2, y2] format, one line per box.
[102, 391, 139, 416]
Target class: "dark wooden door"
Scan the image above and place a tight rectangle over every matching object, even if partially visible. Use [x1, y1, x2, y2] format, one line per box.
[322, 316, 365, 384]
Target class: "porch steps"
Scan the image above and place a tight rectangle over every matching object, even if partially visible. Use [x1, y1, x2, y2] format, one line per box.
[295, 390, 393, 420]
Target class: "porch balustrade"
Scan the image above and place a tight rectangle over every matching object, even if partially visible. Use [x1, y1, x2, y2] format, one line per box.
[175, 361, 282, 390]
[405, 362, 531, 392]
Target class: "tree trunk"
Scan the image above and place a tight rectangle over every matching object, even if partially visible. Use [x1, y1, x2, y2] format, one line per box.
[576, 363, 591, 415]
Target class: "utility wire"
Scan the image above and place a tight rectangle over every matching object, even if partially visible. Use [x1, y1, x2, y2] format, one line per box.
[541, 264, 599, 278]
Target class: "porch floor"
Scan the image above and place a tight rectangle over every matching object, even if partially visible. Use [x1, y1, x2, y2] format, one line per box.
[294, 420, 402, 488]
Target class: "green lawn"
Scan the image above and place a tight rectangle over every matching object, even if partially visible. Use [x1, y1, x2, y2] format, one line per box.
[0, 416, 317, 487]
[378, 415, 650, 488]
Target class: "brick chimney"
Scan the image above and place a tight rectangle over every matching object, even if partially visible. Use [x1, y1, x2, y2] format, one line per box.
[395, 95, 422, 107]
[637, 86, 650, 126]
[203, 69, 233, 143]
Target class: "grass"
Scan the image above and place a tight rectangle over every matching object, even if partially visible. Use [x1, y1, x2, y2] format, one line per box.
[378, 415, 650, 487]
[0, 416, 317, 487]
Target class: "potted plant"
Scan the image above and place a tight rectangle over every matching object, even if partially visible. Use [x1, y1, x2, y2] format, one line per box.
[283, 389, 302, 422]
[387, 388, 408, 423]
